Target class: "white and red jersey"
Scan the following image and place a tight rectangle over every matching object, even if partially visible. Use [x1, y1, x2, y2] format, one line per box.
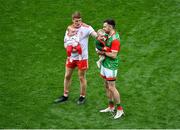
[64, 34, 80, 48]
[64, 23, 95, 60]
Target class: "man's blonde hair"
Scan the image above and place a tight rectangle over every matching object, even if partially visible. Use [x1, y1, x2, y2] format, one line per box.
[72, 11, 81, 19]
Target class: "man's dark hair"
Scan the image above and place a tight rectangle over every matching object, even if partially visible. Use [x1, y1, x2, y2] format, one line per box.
[103, 19, 116, 28]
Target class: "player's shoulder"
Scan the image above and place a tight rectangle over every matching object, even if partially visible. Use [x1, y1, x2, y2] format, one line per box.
[81, 23, 91, 28]
[67, 24, 74, 29]
[111, 32, 120, 40]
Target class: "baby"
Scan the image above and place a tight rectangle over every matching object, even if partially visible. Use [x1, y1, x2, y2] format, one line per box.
[95, 29, 110, 68]
[64, 26, 82, 62]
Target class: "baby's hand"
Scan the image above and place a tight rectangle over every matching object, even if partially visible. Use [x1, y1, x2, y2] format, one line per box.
[97, 51, 105, 55]
[103, 47, 111, 52]
[72, 42, 78, 47]
[72, 48, 77, 52]
[103, 47, 108, 51]
[96, 35, 103, 41]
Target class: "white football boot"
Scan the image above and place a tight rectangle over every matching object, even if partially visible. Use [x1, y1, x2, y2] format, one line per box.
[114, 110, 124, 119]
[100, 107, 115, 113]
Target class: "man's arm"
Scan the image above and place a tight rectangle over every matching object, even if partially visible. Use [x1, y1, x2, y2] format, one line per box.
[98, 51, 118, 59]
[90, 31, 98, 38]
[104, 39, 120, 59]
[105, 51, 118, 59]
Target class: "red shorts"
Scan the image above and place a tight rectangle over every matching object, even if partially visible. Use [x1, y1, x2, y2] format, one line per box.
[66, 58, 88, 70]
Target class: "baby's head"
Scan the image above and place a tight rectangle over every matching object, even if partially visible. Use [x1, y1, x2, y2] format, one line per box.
[97, 29, 107, 41]
[67, 27, 77, 36]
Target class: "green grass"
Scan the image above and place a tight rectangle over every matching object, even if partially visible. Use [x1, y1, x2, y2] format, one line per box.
[0, 0, 180, 128]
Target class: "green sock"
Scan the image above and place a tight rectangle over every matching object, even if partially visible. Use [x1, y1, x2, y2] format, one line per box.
[116, 103, 121, 107]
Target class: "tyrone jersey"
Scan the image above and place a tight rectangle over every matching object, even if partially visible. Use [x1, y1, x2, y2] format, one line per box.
[64, 23, 95, 60]
[64, 34, 79, 48]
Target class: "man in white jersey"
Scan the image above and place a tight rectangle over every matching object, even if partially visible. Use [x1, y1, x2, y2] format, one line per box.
[54, 11, 97, 104]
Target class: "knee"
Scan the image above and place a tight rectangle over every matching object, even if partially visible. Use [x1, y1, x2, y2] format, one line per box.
[108, 86, 114, 92]
[107, 83, 115, 91]
[65, 74, 71, 80]
[79, 75, 85, 82]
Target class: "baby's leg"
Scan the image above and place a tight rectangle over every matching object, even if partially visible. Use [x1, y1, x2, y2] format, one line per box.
[66, 45, 73, 57]
[99, 55, 105, 61]
[75, 44, 82, 60]
[75, 44, 82, 55]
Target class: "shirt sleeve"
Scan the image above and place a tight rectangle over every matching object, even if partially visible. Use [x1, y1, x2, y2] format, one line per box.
[111, 39, 120, 52]
[88, 26, 95, 35]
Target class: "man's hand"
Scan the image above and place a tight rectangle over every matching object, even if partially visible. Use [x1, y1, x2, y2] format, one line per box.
[105, 51, 118, 59]
[103, 46, 111, 51]
[90, 31, 98, 39]
[96, 35, 102, 41]
[97, 50, 105, 55]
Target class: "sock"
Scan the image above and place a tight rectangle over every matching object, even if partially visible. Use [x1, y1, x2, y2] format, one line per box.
[63, 89, 69, 97]
[116, 103, 123, 110]
[108, 100, 114, 108]
[80, 93, 85, 98]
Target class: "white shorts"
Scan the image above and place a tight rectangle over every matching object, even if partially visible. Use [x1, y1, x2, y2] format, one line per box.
[100, 65, 118, 81]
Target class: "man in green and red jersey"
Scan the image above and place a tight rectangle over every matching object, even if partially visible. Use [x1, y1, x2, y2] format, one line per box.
[97, 19, 124, 119]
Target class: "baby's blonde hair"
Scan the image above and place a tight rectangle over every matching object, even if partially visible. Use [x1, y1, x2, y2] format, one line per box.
[97, 29, 105, 35]
[67, 26, 77, 36]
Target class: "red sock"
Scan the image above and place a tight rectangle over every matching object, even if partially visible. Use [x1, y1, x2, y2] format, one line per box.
[109, 100, 114, 108]
[64, 89, 69, 97]
[117, 106, 123, 110]
[80, 92, 85, 97]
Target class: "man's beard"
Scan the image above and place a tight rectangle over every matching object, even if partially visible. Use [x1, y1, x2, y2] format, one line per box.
[103, 29, 109, 34]
[105, 30, 110, 34]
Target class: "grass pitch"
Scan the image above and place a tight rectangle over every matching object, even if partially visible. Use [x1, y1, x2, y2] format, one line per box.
[0, 0, 180, 128]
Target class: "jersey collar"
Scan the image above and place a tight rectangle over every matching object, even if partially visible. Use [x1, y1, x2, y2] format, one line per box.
[108, 31, 116, 38]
